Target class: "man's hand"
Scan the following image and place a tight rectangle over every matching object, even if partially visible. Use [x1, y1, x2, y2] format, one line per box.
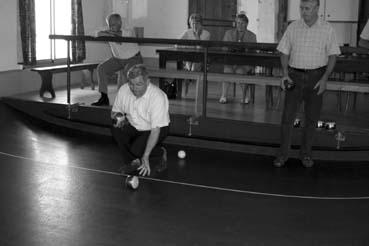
[112, 112, 126, 128]
[280, 76, 292, 91]
[97, 30, 122, 37]
[313, 79, 327, 95]
[138, 156, 150, 176]
[114, 115, 126, 128]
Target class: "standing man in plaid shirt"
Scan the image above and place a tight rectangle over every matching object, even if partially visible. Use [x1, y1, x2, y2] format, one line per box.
[273, 0, 340, 168]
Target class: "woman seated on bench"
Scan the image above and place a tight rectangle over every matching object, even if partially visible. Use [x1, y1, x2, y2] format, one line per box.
[219, 13, 257, 104]
[178, 13, 210, 96]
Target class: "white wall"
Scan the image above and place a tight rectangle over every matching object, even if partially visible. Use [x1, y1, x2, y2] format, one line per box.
[257, 0, 277, 43]
[238, 0, 277, 43]
[83, 0, 112, 63]
[238, 0, 259, 36]
[112, 0, 188, 58]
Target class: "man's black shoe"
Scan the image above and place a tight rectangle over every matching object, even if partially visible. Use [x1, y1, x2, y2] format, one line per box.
[119, 159, 141, 175]
[92, 96, 109, 106]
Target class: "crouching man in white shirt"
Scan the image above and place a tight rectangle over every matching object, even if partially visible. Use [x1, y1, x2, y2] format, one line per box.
[111, 64, 170, 177]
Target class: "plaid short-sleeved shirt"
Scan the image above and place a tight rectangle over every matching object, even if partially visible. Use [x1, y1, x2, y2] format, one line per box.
[277, 19, 341, 69]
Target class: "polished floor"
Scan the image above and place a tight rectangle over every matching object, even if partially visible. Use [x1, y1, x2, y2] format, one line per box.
[0, 101, 369, 245]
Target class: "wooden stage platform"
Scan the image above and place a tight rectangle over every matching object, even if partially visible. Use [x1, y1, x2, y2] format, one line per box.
[2, 79, 369, 162]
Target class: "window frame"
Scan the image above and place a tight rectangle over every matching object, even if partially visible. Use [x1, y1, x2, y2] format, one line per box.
[34, 0, 71, 65]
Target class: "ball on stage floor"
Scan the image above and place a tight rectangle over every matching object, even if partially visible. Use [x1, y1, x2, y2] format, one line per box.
[178, 150, 186, 159]
[125, 175, 139, 190]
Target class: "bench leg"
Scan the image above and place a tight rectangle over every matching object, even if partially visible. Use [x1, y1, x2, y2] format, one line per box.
[177, 79, 183, 99]
[80, 70, 86, 89]
[194, 76, 203, 116]
[89, 69, 95, 90]
[352, 92, 357, 111]
[86, 69, 95, 90]
[344, 92, 351, 113]
[249, 84, 255, 104]
[337, 91, 342, 112]
[39, 72, 55, 98]
[265, 85, 272, 109]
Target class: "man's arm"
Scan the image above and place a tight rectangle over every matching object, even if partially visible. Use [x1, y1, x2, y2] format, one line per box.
[322, 55, 337, 81]
[138, 127, 161, 176]
[143, 128, 161, 158]
[97, 30, 122, 37]
[280, 53, 290, 90]
[314, 55, 337, 95]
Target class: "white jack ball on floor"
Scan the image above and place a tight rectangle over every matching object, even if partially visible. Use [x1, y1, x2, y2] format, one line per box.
[178, 150, 186, 159]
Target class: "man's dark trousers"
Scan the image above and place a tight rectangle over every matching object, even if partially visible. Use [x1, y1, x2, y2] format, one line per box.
[278, 66, 326, 159]
[111, 123, 169, 166]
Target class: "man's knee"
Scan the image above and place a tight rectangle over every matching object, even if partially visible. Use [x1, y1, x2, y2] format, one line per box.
[111, 126, 130, 144]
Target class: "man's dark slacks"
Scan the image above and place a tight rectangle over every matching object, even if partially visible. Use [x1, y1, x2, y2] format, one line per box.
[278, 66, 326, 159]
[111, 123, 169, 166]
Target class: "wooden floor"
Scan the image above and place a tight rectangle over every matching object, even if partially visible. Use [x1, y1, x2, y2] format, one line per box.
[8, 79, 369, 130]
[1, 97, 369, 245]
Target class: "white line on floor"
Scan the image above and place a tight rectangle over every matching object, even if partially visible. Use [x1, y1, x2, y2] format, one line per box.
[1, 150, 369, 200]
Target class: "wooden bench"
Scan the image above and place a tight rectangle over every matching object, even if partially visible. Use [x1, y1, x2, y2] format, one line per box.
[145, 68, 369, 114]
[147, 68, 203, 115]
[146, 69, 278, 114]
[207, 72, 369, 111]
[31, 63, 98, 98]
[207, 73, 369, 94]
[327, 81, 369, 112]
[207, 73, 281, 107]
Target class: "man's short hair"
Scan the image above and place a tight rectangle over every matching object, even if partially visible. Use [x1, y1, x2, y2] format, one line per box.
[301, 0, 320, 6]
[127, 64, 149, 80]
[236, 13, 249, 23]
[106, 13, 122, 24]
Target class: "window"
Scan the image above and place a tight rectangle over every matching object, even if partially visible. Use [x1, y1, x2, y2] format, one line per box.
[35, 0, 71, 61]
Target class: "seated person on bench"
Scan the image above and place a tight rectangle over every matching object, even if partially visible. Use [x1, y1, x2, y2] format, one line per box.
[178, 13, 210, 95]
[92, 13, 142, 106]
[111, 64, 170, 177]
[219, 13, 257, 104]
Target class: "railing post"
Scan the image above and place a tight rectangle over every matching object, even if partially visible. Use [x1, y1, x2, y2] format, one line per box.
[67, 40, 71, 119]
[202, 47, 208, 117]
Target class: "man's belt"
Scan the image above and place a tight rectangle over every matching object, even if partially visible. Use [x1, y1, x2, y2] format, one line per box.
[289, 66, 326, 72]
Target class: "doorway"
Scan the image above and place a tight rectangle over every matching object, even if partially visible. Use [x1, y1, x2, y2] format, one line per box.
[189, 0, 237, 41]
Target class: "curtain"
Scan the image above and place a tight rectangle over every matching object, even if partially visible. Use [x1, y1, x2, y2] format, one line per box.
[18, 0, 36, 65]
[71, 0, 86, 63]
[277, 0, 288, 41]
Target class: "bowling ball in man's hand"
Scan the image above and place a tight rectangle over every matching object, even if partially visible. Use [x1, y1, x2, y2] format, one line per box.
[283, 79, 295, 91]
